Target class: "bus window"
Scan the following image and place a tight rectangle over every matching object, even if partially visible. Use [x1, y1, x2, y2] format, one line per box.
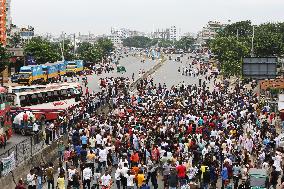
[31, 94, 38, 105]
[53, 91, 59, 100]
[68, 89, 74, 96]
[7, 94, 15, 106]
[0, 94, 3, 104]
[20, 95, 26, 106]
[61, 89, 67, 99]
[2, 94, 7, 103]
[42, 92, 48, 103]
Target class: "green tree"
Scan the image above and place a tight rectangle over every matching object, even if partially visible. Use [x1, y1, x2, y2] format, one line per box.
[0, 44, 11, 71]
[24, 37, 61, 64]
[96, 38, 114, 56]
[254, 23, 284, 56]
[218, 20, 252, 38]
[77, 42, 103, 63]
[53, 39, 76, 61]
[7, 33, 22, 48]
[210, 20, 284, 76]
[209, 36, 250, 76]
[122, 36, 152, 48]
[175, 36, 195, 50]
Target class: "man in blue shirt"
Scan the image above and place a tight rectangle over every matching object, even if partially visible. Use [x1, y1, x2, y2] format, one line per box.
[81, 133, 88, 149]
[221, 164, 228, 189]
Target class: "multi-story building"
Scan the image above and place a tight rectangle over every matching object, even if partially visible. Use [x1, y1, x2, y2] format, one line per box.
[198, 21, 225, 42]
[170, 26, 178, 41]
[108, 28, 144, 47]
[151, 29, 170, 40]
[151, 26, 180, 41]
[10, 26, 35, 45]
[6, 0, 11, 30]
[0, 0, 11, 46]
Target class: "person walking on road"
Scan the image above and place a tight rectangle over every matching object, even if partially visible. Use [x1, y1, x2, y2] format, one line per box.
[15, 179, 26, 189]
[168, 168, 178, 189]
[46, 162, 55, 189]
[83, 165, 92, 189]
[56, 173, 65, 189]
[26, 169, 36, 189]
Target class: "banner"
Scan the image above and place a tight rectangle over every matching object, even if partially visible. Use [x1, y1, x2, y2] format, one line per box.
[1, 152, 15, 176]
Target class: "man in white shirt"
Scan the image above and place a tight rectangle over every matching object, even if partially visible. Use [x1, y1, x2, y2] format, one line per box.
[96, 133, 102, 146]
[98, 147, 108, 172]
[27, 169, 36, 189]
[101, 171, 112, 187]
[115, 165, 122, 189]
[83, 166, 92, 189]
[68, 166, 77, 186]
[125, 170, 135, 188]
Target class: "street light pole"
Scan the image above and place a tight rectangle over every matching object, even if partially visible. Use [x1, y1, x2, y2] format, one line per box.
[251, 25, 255, 57]
[237, 29, 239, 41]
[61, 32, 65, 61]
[73, 33, 76, 56]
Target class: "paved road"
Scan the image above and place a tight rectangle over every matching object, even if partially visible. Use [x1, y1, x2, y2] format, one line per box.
[85, 55, 158, 93]
[151, 54, 215, 90]
[40, 53, 215, 189]
[0, 55, 159, 156]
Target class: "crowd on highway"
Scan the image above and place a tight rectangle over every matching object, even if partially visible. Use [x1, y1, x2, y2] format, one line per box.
[14, 55, 283, 189]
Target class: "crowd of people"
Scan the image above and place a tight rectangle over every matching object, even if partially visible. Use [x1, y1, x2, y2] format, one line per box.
[13, 54, 284, 189]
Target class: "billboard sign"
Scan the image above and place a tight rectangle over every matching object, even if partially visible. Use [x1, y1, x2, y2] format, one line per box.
[242, 57, 277, 79]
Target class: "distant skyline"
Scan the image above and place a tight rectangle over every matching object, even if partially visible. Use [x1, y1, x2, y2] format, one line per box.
[12, 0, 284, 35]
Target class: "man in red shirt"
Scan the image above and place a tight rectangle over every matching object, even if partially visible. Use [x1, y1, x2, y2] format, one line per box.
[23, 111, 28, 126]
[176, 161, 186, 186]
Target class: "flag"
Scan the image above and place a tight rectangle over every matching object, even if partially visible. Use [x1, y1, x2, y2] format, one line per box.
[26, 55, 36, 65]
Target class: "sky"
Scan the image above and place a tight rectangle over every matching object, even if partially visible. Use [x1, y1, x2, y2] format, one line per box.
[11, 0, 284, 36]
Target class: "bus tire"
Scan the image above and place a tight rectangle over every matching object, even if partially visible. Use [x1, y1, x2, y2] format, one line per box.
[20, 129, 26, 136]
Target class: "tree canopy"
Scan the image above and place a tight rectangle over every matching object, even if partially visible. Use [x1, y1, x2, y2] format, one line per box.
[122, 36, 195, 49]
[174, 36, 195, 50]
[76, 42, 103, 63]
[24, 37, 61, 64]
[23, 36, 114, 64]
[122, 36, 152, 48]
[210, 21, 284, 76]
[96, 38, 114, 56]
[0, 44, 11, 71]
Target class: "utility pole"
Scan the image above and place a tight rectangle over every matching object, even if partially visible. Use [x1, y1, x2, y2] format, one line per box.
[61, 32, 66, 61]
[251, 25, 255, 57]
[73, 33, 76, 56]
[236, 29, 239, 41]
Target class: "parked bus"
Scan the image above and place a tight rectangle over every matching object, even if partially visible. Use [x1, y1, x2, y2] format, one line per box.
[10, 83, 82, 121]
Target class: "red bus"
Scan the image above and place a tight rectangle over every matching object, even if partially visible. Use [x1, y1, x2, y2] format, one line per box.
[0, 87, 13, 144]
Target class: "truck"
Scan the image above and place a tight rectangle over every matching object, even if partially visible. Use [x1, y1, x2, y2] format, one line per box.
[56, 61, 67, 76]
[42, 63, 59, 82]
[66, 60, 84, 76]
[18, 65, 47, 85]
